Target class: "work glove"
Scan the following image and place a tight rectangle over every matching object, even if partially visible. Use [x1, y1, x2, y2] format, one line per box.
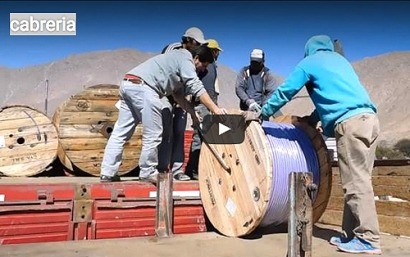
[242, 111, 262, 123]
[248, 102, 262, 113]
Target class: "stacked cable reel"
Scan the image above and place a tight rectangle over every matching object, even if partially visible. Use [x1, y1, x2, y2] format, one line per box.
[198, 114, 332, 237]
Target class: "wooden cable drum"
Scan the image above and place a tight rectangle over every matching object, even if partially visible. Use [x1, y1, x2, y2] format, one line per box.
[0, 105, 59, 176]
[198, 115, 332, 237]
[52, 84, 142, 176]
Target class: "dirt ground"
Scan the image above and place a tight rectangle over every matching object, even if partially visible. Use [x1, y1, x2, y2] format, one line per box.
[1, 223, 409, 257]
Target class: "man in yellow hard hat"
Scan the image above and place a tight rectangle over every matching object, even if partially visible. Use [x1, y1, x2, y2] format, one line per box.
[186, 38, 223, 180]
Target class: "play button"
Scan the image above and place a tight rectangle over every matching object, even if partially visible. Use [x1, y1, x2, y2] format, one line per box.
[218, 123, 231, 135]
[201, 114, 246, 144]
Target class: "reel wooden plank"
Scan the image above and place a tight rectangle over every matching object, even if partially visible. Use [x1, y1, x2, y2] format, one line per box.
[198, 121, 273, 237]
[53, 84, 142, 176]
[198, 114, 332, 237]
[0, 105, 58, 176]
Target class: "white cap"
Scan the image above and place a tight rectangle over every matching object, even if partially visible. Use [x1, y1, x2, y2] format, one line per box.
[250, 49, 264, 62]
[183, 27, 207, 44]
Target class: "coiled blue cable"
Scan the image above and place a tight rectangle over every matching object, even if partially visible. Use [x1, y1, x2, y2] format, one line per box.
[259, 121, 320, 226]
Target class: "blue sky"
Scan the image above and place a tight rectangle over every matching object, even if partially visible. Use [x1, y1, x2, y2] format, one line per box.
[0, 1, 409, 77]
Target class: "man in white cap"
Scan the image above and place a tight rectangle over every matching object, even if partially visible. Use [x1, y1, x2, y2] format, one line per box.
[160, 27, 208, 181]
[235, 49, 281, 118]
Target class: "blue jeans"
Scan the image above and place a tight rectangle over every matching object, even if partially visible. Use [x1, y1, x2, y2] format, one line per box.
[159, 102, 187, 175]
[100, 80, 164, 178]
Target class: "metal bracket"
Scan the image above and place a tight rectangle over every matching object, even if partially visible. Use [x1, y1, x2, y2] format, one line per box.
[110, 188, 125, 202]
[72, 200, 93, 222]
[37, 189, 54, 204]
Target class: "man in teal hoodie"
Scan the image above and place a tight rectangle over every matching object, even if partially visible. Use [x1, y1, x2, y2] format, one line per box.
[261, 35, 381, 254]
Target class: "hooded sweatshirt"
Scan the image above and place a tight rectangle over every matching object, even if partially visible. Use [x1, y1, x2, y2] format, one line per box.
[261, 35, 376, 137]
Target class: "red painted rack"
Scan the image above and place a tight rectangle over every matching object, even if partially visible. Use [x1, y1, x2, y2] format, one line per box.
[0, 179, 205, 245]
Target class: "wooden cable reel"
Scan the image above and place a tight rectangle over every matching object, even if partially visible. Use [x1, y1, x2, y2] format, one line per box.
[0, 105, 59, 176]
[52, 84, 142, 176]
[198, 115, 332, 237]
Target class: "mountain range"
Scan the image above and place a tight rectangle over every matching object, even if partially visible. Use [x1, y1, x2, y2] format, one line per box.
[1, 49, 408, 144]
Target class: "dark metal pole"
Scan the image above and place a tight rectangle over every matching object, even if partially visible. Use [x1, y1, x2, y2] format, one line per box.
[288, 172, 298, 257]
[44, 79, 49, 116]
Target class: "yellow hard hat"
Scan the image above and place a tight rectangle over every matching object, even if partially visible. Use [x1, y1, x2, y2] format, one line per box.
[206, 39, 223, 51]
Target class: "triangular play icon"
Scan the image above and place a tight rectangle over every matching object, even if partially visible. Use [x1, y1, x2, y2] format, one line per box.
[218, 123, 231, 136]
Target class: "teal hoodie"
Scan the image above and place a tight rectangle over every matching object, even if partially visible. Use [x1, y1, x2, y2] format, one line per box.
[261, 35, 376, 137]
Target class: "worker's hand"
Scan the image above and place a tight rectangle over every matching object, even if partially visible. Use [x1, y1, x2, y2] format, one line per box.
[248, 102, 262, 113]
[212, 107, 227, 115]
[242, 111, 262, 123]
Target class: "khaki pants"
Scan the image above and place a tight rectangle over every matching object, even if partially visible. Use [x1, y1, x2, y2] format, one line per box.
[335, 112, 381, 248]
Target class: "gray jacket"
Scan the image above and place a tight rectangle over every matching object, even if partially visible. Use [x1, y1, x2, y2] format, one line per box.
[128, 49, 206, 98]
[235, 66, 278, 110]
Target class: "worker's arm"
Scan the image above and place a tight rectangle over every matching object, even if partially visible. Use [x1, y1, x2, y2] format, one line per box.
[198, 91, 226, 115]
[261, 66, 309, 119]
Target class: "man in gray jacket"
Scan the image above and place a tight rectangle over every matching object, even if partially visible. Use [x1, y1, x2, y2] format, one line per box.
[100, 45, 226, 184]
[235, 49, 281, 117]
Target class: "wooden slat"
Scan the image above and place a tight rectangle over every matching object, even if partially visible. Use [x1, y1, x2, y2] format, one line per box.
[373, 165, 410, 176]
[57, 124, 142, 139]
[62, 99, 118, 112]
[330, 174, 410, 201]
[0, 107, 47, 121]
[0, 117, 53, 131]
[326, 196, 410, 217]
[373, 185, 410, 201]
[61, 138, 141, 151]
[0, 125, 58, 137]
[69, 85, 119, 100]
[73, 160, 137, 174]
[372, 175, 410, 186]
[374, 159, 410, 167]
[0, 161, 54, 177]
[59, 111, 119, 124]
[319, 209, 410, 237]
[332, 165, 410, 176]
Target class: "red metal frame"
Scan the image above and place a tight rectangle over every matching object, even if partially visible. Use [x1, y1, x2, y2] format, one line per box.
[89, 181, 205, 240]
[0, 129, 203, 245]
[0, 183, 75, 244]
[0, 180, 205, 244]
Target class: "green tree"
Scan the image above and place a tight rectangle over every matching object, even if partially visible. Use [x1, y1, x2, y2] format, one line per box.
[394, 139, 410, 157]
[376, 145, 405, 159]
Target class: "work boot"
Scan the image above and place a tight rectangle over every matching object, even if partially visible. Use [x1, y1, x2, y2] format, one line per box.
[100, 174, 121, 183]
[174, 173, 191, 181]
[139, 174, 158, 185]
